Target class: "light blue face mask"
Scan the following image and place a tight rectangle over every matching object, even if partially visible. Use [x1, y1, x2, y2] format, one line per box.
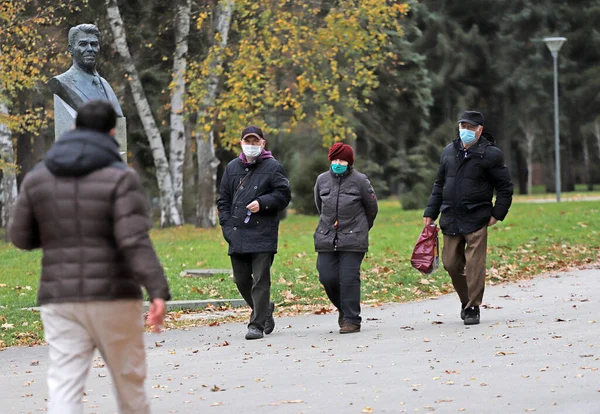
[459, 128, 477, 145]
[331, 163, 348, 174]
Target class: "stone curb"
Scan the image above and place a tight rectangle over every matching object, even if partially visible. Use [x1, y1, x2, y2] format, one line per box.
[23, 299, 247, 313]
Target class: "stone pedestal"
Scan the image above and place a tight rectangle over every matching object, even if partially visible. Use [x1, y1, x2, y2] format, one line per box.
[54, 94, 127, 160]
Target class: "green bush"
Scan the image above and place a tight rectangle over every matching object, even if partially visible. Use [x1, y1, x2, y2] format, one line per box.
[400, 181, 431, 211]
[288, 150, 330, 215]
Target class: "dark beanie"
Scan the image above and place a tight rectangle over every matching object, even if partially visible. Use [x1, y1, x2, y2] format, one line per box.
[328, 142, 354, 165]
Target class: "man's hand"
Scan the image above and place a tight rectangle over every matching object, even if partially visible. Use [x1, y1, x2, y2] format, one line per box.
[488, 217, 498, 227]
[246, 200, 260, 213]
[147, 298, 166, 333]
[423, 217, 433, 226]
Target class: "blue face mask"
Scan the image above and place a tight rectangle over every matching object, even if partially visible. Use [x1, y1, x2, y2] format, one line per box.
[459, 128, 477, 145]
[331, 163, 348, 174]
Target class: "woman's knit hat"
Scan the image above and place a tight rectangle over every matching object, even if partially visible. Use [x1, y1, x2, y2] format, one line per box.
[327, 142, 354, 165]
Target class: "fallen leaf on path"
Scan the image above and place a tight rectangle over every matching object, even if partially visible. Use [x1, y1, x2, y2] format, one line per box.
[281, 400, 304, 404]
[362, 408, 373, 413]
[210, 402, 224, 406]
[431, 321, 444, 325]
[30, 361, 39, 366]
[314, 308, 331, 315]
[210, 385, 223, 392]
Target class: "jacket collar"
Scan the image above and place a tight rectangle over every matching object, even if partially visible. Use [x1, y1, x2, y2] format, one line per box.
[453, 136, 490, 155]
[328, 165, 354, 178]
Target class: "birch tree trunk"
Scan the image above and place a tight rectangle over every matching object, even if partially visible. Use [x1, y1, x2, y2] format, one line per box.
[169, 0, 191, 221]
[105, 0, 182, 227]
[195, 0, 234, 228]
[0, 101, 18, 229]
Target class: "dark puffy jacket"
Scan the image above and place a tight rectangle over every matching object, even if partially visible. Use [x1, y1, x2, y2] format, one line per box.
[8, 129, 171, 305]
[424, 133, 514, 235]
[314, 168, 378, 252]
[217, 155, 291, 255]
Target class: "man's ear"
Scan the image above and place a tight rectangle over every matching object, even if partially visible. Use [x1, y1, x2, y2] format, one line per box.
[67, 44, 73, 55]
[109, 128, 116, 137]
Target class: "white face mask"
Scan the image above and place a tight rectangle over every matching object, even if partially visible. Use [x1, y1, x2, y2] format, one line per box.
[242, 144, 263, 158]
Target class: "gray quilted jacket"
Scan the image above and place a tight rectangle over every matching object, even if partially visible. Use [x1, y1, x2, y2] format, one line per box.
[313, 168, 378, 252]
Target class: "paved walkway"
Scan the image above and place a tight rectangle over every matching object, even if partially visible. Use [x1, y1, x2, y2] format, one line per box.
[1, 269, 599, 413]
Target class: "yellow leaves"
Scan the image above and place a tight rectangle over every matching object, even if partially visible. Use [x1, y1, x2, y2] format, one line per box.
[393, 3, 410, 15]
[186, 0, 407, 147]
[196, 11, 209, 30]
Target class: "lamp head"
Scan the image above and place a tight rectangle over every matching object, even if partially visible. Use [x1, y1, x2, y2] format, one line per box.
[543, 37, 567, 57]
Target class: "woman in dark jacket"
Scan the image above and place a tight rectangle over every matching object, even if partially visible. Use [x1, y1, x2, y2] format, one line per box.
[314, 142, 378, 334]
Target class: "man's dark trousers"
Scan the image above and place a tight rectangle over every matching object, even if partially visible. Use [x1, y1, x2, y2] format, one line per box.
[317, 252, 365, 324]
[230, 252, 274, 331]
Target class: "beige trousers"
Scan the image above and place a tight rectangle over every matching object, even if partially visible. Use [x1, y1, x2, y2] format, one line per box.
[40, 300, 150, 414]
[442, 225, 488, 308]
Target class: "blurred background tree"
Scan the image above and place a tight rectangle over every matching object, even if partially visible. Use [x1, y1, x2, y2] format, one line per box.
[1, 0, 599, 229]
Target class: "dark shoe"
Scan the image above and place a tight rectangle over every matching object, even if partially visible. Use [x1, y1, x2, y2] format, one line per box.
[245, 327, 264, 340]
[339, 323, 361, 334]
[264, 301, 275, 335]
[460, 304, 467, 321]
[463, 306, 480, 325]
[338, 310, 344, 328]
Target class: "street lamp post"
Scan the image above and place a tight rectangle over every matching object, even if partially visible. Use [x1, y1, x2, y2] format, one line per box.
[543, 37, 566, 202]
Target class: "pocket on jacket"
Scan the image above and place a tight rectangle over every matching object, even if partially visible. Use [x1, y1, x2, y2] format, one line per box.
[222, 225, 233, 243]
[337, 228, 365, 251]
[314, 226, 333, 250]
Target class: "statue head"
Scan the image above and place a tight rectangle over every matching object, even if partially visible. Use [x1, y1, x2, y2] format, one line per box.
[68, 24, 101, 74]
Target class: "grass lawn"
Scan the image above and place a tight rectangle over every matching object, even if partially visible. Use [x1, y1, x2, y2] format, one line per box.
[1, 199, 599, 348]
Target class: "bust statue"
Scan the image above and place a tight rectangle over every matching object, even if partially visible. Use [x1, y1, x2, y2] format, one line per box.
[49, 24, 123, 117]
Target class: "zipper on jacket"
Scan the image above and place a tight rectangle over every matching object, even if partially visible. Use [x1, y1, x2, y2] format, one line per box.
[334, 175, 341, 251]
[75, 179, 84, 299]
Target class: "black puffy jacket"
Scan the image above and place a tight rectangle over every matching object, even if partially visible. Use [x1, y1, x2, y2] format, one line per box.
[217, 155, 291, 255]
[424, 133, 514, 235]
[313, 168, 378, 252]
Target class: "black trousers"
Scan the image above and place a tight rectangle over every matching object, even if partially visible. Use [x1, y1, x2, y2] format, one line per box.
[316, 251, 365, 325]
[230, 252, 274, 331]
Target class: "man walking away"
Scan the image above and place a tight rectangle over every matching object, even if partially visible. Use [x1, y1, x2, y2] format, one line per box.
[9, 100, 170, 414]
[217, 126, 291, 340]
[423, 110, 513, 326]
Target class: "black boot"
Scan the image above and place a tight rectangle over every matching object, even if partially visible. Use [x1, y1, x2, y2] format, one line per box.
[463, 306, 480, 325]
[460, 303, 467, 321]
[264, 301, 275, 335]
[245, 327, 264, 340]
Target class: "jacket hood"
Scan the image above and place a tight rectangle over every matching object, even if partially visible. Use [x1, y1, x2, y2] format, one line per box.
[481, 132, 495, 145]
[45, 129, 122, 177]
